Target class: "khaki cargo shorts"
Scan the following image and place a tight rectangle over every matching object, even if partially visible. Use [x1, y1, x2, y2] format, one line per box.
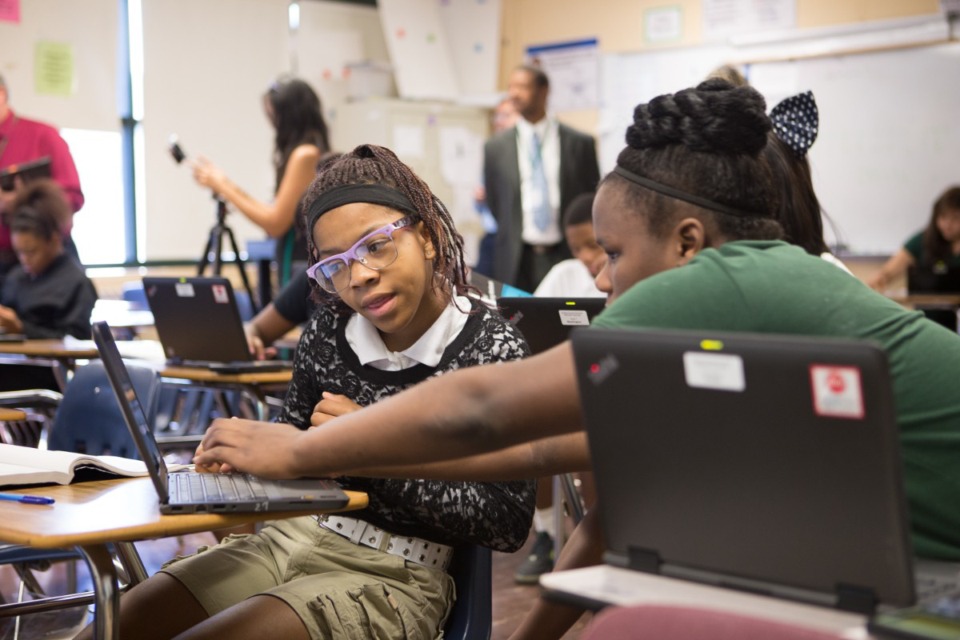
[162, 516, 455, 640]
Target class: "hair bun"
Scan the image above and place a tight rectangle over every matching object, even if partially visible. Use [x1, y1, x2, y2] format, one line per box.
[625, 78, 770, 155]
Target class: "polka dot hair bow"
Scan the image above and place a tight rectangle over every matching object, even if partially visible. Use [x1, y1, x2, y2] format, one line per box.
[769, 91, 818, 157]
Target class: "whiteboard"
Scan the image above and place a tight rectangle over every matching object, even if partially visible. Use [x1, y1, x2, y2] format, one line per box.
[600, 41, 960, 256]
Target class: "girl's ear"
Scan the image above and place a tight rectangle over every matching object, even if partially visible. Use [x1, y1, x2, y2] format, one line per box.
[674, 218, 707, 265]
[416, 221, 436, 260]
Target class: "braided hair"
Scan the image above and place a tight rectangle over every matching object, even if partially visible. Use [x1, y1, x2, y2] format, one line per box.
[301, 144, 476, 311]
[605, 78, 782, 241]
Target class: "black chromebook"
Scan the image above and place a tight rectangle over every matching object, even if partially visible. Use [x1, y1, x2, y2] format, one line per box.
[567, 327, 960, 637]
[92, 322, 347, 514]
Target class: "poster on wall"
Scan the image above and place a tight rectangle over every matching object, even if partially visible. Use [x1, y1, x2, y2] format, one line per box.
[525, 38, 600, 112]
[702, 0, 795, 42]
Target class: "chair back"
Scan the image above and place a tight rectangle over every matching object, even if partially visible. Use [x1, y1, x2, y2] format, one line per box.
[46, 360, 161, 459]
[444, 545, 493, 640]
[581, 604, 845, 640]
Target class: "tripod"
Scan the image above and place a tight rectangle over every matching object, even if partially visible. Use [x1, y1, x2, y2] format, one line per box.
[198, 196, 259, 313]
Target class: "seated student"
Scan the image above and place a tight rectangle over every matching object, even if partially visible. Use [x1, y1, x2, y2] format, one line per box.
[0, 179, 97, 339]
[534, 191, 605, 298]
[197, 79, 960, 631]
[868, 185, 960, 291]
[80, 144, 535, 640]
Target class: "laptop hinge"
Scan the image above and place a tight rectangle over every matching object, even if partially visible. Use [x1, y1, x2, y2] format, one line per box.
[835, 583, 878, 615]
[627, 546, 662, 574]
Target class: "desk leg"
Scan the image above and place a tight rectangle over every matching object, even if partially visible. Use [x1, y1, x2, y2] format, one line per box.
[241, 388, 270, 421]
[114, 541, 149, 586]
[78, 544, 120, 640]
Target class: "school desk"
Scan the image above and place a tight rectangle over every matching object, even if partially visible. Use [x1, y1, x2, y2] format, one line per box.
[0, 339, 100, 390]
[0, 408, 26, 421]
[159, 366, 293, 421]
[0, 477, 368, 640]
[540, 565, 870, 637]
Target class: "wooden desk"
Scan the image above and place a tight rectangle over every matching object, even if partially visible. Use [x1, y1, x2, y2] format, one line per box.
[0, 339, 100, 390]
[91, 300, 155, 334]
[161, 366, 293, 421]
[0, 477, 367, 639]
[888, 294, 960, 308]
[0, 408, 26, 421]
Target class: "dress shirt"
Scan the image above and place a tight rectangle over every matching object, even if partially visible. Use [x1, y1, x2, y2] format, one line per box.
[515, 117, 562, 246]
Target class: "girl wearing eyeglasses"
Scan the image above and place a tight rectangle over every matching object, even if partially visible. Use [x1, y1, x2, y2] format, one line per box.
[91, 144, 535, 640]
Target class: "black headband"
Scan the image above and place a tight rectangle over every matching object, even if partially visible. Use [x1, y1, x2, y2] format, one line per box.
[612, 166, 763, 218]
[306, 183, 417, 231]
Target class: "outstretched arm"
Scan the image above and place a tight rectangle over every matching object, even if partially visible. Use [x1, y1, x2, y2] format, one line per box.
[196, 342, 583, 478]
[867, 248, 914, 291]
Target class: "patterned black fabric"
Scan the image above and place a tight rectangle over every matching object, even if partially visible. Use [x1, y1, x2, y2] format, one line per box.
[770, 91, 818, 157]
[279, 298, 536, 552]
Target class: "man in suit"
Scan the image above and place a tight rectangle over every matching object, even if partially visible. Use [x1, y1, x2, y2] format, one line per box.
[483, 65, 600, 291]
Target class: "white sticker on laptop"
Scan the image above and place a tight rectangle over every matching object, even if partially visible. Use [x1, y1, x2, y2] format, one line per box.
[558, 309, 591, 326]
[683, 352, 745, 392]
[810, 365, 864, 419]
[211, 284, 229, 304]
[174, 283, 195, 297]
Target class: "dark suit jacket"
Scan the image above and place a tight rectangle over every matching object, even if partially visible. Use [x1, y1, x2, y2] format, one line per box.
[483, 123, 600, 286]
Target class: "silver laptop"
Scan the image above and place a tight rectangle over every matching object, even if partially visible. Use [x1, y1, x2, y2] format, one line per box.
[564, 327, 960, 624]
[143, 276, 290, 373]
[92, 321, 348, 514]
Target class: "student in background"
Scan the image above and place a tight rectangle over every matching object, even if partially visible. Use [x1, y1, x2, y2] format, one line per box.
[244, 268, 313, 360]
[0, 72, 84, 275]
[868, 185, 960, 291]
[192, 77, 331, 288]
[534, 191, 605, 298]
[197, 81, 960, 638]
[84, 144, 535, 640]
[0, 179, 96, 339]
[515, 190, 603, 586]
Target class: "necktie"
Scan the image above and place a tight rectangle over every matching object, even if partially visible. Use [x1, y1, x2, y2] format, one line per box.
[529, 131, 551, 232]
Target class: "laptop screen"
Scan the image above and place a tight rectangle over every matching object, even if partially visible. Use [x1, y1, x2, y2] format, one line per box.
[571, 327, 916, 610]
[91, 322, 170, 503]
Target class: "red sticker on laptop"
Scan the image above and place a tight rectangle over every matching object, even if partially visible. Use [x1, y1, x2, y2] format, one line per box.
[809, 365, 864, 419]
[211, 284, 229, 304]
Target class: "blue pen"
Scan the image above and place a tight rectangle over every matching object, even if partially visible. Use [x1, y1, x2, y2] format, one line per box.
[0, 493, 55, 505]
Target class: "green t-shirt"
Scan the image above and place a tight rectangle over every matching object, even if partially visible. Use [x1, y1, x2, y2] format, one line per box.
[594, 240, 960, 560]
[903, 230, 960, 268]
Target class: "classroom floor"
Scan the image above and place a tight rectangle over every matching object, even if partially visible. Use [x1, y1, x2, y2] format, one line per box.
[0, 529, 589, 640]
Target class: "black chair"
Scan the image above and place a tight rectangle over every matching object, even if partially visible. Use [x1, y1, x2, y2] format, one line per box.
[444, 545, 493, 640]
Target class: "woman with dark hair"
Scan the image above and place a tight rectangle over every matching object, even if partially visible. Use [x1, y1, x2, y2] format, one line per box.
[869, 185, 960, 291]
[193, 77, 331, 286]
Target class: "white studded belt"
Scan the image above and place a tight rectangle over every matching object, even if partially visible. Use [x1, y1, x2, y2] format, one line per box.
[315, 514, 453, 571]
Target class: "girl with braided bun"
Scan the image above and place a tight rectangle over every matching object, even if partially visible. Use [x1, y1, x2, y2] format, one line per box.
[198, 81, 960, 636]
[81, 144, 535, 640]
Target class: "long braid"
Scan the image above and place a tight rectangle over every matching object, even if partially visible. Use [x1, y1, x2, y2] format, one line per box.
[301, 144, 478, 311]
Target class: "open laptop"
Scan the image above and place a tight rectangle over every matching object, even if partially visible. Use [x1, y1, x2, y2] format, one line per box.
[560, 327, 960, 635]
[907, 265, 960, 294]
[498, 297, 605, 354]
[143, 276, 290, 373]
[91, 321, 349, 514]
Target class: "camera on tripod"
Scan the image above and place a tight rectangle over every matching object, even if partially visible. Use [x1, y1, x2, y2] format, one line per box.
[169, 133, 259, 312]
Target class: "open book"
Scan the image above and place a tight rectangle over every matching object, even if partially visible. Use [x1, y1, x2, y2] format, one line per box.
[0, 444, 154, 487]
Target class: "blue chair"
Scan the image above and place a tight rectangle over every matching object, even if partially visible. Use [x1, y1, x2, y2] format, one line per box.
[444, 545, 493, 640]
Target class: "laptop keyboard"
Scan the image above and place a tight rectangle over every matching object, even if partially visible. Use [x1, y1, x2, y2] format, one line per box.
[171, 472, 270, 502]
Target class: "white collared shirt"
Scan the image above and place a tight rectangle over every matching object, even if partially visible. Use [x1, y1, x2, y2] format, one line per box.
[516, 117, 563, 246]
[344, 295, 472, 371]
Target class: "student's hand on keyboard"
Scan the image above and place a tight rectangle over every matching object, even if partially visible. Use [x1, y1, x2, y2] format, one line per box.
[195, 417, 308, 479]
[192, 444, 224, 474]
[310, 392, 361, 427]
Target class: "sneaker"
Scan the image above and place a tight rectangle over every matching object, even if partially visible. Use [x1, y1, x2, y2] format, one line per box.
[514, 531, 555, 584]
